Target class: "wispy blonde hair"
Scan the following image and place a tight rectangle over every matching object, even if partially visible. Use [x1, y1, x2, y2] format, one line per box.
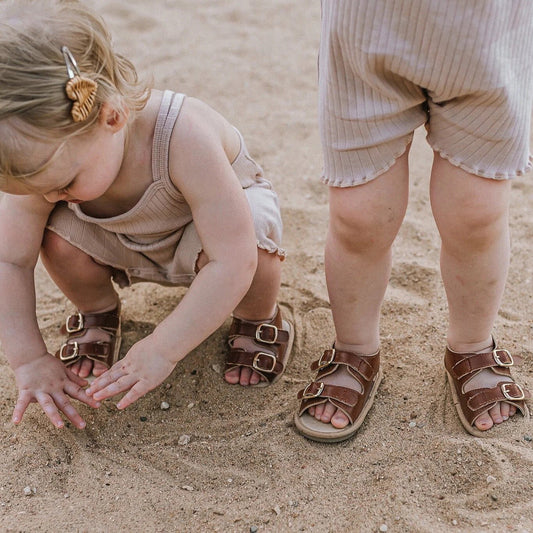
[0, 0, 151, 183]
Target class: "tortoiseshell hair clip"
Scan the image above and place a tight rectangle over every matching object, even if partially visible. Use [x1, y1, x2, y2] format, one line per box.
[62, 46, 98, 122]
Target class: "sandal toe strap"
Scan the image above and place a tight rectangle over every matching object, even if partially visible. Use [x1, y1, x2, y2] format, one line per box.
[225, 348, 284, 378]
[466, 382, 531, 419]
[297, 382, 366, 425]
[55, 341, 114, 367]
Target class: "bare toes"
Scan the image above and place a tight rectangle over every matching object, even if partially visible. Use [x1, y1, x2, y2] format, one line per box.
[92, 361, 108, 377]
[474, 411, 495, 431]
[78, 358, 93, 379]
[249, 371, 262, 386]
[313, 404, 325, 420]
[331, 409, 350, 429]
[488, 403, 503, 425]
[239, 367, 253, 386]
[320, 402, 337, 423]
[224, 367, 240, 384]
[500, 402, 510, 420]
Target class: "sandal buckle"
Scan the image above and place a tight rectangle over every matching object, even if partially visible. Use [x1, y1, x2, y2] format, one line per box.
[252, 352, 277, 373]
[493, 349, 514, 367]
[317, 349, 335, 369]
[59, 341, 79, 361]
[255, 323, 278, 344]
[65, 312, 84, 333]
[501, 383, 525, 401]
[302, 382, 325, 399]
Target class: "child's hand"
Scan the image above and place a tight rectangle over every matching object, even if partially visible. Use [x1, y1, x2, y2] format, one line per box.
[12, 353, 101, 429]
[85, 335, 177, 409]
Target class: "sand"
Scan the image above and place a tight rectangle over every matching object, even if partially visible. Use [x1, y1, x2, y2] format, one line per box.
[1, 1, 532, 532]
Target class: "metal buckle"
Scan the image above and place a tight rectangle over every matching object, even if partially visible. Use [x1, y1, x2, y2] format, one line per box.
[492, 349, 514, 367]
[65, 312, 84, 333]
[302, 382, 324, 399]
[501, 383, 525, 401]
[255, 323, 278, 344]
[317, 349, 335, 369]
[59, 341, 79, 361]
[252, 352, 277, 373]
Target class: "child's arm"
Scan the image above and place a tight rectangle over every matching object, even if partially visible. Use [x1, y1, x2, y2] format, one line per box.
[0, 194, 100, 428]
[87, 98, 260, 407]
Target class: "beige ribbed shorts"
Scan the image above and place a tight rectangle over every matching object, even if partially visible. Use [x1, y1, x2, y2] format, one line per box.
[319, 0, 533, 187]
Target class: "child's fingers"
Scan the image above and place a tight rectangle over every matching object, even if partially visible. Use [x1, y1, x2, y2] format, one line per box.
[51, 392, 87, 430]
[90, 374, 137, 402]
[86, 364, 124, 395]
[12, 391, 32, 425]
[116, 381, 149, 410]
[64, 381, 101, 409]
[35, 392, 66, 429]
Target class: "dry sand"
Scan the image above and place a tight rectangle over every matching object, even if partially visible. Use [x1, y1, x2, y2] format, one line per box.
[1, 1, 532, 532]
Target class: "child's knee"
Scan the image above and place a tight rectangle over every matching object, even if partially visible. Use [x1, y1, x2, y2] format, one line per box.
[329, 203, 398, 253]
[41, 229, 73, 260]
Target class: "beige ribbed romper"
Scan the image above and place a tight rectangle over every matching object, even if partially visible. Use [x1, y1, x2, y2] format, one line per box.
[46, 91, 285, 287]
[320, 0, 533, 186]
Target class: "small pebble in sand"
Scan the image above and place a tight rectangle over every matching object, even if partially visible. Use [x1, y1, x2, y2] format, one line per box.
[408, 421, 417, 428]
[178, 435, 190, 446]
[187, 402, 195, 409]
[250, 527, 258, 533]
[486, 475, 496, 484]
[181, 485, 194, 492]
[23, 486, 35, 496]
[379, 524, 388, 532]
[452, 519, 458, 526]
[160, 401, 170, 410]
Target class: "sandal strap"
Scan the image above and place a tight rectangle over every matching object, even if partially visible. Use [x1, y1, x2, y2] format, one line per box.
[467, 382, 531, 412]
[448, 348, 518, 380]
[226, 348, 284, 376]
[55, 341, 113, 365]
[310, 348, 377, 381]
[228, 313, 289, 345]
[60, 308, 120, 335]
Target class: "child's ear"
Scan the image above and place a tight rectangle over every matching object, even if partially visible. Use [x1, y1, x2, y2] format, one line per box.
[98, 102, 129, 132]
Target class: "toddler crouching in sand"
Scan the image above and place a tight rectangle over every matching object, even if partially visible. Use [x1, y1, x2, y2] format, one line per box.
[0, 0, 293, 429]
[295, 0, 531, 442]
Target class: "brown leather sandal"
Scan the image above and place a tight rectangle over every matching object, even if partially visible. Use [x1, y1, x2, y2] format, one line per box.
[295, 347, 382, 442]
[445, 344, 531, 436]
[225, 306, 294, 387]
[54, 304, 122, 373]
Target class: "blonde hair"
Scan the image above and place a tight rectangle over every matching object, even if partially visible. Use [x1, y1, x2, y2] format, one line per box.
[0, 0, 151, 182]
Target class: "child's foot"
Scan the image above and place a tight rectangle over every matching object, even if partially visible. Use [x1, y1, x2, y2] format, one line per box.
[465, 368, 517, 430]
[55, 304, 122, 379]
[295, 348, 381, 442]
[445, 344, 530, 436]
[224, 306, 294, 387]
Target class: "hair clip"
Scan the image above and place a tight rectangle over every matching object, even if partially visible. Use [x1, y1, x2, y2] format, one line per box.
[62, 46, 98, 122]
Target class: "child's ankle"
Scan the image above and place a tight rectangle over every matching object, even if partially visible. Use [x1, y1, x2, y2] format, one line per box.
[334, 340, 379, 356]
